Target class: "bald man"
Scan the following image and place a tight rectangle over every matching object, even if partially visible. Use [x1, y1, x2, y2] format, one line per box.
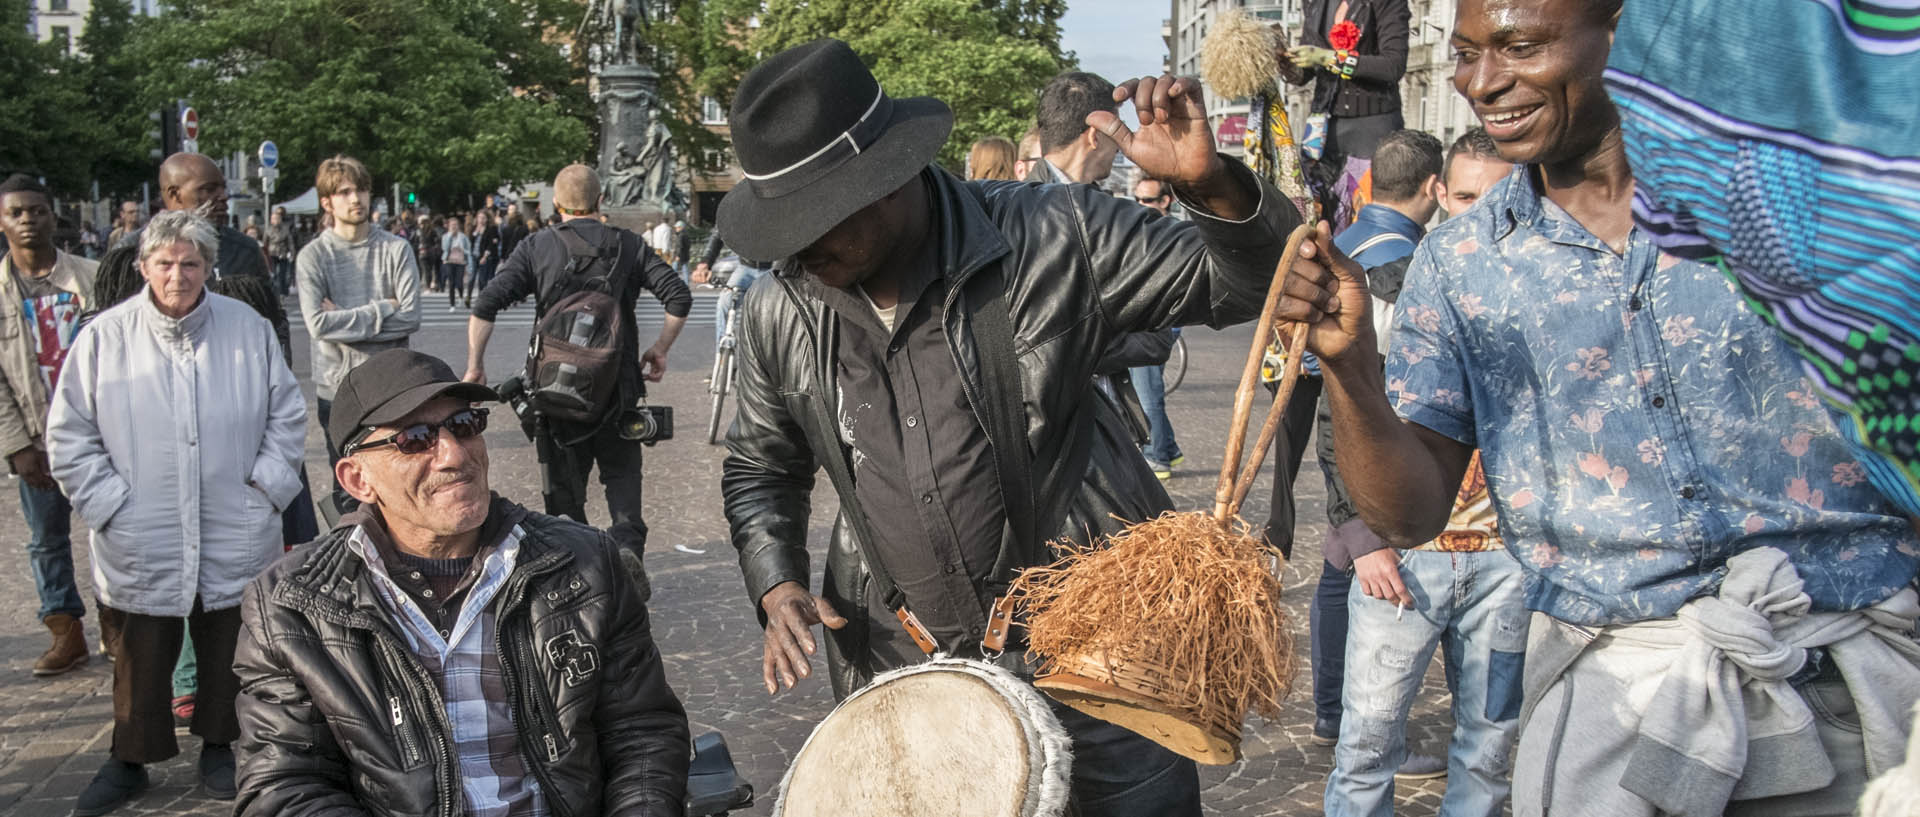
[464, 164, 691, 600]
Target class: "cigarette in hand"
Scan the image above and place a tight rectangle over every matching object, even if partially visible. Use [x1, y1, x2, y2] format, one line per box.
[1396, 601, 1406, 621]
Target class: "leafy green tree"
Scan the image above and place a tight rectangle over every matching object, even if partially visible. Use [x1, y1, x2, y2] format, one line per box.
[78, 0, 152, 198]
[125, 0, 590, 207]
[751, 0, 1074, 169]
[0, 0, 93, 192]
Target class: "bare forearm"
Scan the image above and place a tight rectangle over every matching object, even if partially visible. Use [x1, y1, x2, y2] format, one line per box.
[466, 317, 494, 374]
[1320, 348, 1469, 548]
[651, 315, 685, 355]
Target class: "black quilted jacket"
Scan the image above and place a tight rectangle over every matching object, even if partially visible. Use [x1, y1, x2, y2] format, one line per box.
[232, 504, 689, 817]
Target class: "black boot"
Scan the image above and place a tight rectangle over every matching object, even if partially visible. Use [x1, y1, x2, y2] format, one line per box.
[74, 758, 148, 816]
[200, 742, 237, 800]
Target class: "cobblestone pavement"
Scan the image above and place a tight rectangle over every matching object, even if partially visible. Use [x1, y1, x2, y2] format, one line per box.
[0, 291, 1459, 816]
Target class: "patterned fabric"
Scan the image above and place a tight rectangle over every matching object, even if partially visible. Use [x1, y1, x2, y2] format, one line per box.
[351, 525, 548, 817]
[1386, 169, 1920, 626]
[1606, 0, 1920, 516]
[1419, 452, 1500, 554]
[1241, 91, 1316, 224]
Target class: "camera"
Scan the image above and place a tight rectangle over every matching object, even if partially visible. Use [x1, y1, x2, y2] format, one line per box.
[494, 375, 539, 440]
[618, 404, 674, 445]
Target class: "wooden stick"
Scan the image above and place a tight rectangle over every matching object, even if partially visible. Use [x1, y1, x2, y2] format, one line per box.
[1214, 224, 1315, 523]
[1229, 322, 1310, 515]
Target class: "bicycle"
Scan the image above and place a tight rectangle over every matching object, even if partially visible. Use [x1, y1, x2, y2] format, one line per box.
[705, 259, 747, 445]
[1162, 334, 1189, 395]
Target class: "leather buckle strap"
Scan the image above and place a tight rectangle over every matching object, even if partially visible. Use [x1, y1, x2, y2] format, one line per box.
[980, 594, 1017, 657]
[894, 607, 939, 656]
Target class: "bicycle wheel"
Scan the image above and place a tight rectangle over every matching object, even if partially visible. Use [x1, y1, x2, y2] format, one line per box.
[1164, 336, 1189, 395]
[707, 347, 732, 445]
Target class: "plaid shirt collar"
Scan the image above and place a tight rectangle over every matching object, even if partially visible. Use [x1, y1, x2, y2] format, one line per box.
[347, 525, 525, 658]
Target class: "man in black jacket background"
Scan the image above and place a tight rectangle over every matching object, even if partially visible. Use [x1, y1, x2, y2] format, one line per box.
[463, 165, 691, 601]
[233, 349, 688, 817]
[719, 40, 1303, 816]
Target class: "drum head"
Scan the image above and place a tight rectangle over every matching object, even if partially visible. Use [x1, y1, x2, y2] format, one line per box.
[776, 659, 1071, 817]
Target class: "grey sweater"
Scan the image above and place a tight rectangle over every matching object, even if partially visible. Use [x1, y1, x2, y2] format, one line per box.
[295, 228, 422, 399]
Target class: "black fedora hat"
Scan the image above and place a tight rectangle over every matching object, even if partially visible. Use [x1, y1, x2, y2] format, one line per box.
[717, 39, 953, 262]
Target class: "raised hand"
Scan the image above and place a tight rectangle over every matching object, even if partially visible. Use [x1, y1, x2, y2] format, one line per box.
[1088, 75, 1223, 189]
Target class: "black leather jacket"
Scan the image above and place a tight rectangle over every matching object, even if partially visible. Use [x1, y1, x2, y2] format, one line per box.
[233, 505, 689, 817]
[722, 162, 1302, 697]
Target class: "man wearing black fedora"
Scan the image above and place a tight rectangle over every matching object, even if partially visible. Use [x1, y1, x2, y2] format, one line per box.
[719, 39, 1304, 814]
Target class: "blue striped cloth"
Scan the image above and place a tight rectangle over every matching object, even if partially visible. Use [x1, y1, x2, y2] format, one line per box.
[1606, 0, 1920, 516]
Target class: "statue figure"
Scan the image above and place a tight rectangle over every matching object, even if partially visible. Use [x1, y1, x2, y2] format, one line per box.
[579, 0, 650, 67]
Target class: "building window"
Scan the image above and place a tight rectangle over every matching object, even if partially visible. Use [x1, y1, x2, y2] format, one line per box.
[50, 25, 70, 52]
[50, 0, 70, 11]
[700, 96, 725, 124]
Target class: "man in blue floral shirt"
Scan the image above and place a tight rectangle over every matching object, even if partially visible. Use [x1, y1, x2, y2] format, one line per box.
[1277, 0, 1920, 814]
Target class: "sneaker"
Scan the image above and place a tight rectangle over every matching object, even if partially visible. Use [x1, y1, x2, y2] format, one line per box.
[74, 759, 148, 816]
[199, 743, 236, 800]
[1169, 454, 1186, 468]
[1145, 458, 1172, 481]
[1310, 717, 1339, 747]
[1394, 752, 1448, 781]
[171, 695, 195, 727]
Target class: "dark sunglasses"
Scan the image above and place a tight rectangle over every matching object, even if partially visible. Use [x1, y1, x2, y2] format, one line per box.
[347, 408, 489, 455]
[1134, 193, 1170, 203]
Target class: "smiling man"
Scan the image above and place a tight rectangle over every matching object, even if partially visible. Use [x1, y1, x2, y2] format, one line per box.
[232, 349, 689, 817]
[1275, 0, 1920, 814]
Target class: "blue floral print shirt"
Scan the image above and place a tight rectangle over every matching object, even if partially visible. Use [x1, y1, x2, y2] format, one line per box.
[1387, 169, 1920, 626]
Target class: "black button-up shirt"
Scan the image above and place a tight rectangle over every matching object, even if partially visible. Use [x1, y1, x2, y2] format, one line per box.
[819, 255, 1007, 649]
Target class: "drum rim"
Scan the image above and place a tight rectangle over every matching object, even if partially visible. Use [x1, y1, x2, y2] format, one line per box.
[772, 657, 1073, 817]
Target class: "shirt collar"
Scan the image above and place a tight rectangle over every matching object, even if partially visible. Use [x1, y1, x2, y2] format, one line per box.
[1353, 203, 1425, 243]
[1489, 166, 1619, 255]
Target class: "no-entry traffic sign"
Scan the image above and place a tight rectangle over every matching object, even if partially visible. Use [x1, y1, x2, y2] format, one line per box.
[180, 107, 199, 141]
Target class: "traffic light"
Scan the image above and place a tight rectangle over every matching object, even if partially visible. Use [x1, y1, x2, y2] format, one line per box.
[147, 102, 180, 161]
[406, 191, 417, 205]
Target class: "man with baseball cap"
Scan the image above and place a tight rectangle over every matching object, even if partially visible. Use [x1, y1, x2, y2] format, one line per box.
[233, 349, 689, 816]
[719, 39, 1304, 814]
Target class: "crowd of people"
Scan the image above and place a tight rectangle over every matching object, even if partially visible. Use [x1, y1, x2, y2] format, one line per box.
[2, 0, 1917, 815]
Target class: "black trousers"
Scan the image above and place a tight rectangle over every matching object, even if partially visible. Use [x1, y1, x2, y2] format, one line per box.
[101, 598, 241, 764]
[537, 420, 648, 558]
[1263, 374, 1325, 561]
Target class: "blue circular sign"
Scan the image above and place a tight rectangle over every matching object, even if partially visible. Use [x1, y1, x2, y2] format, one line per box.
[258, 141, 279, 169]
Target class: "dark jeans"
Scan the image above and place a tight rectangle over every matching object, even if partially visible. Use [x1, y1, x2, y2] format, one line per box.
[1054, 703, 1202, 817]
[102, 598, 241, 763]
[466, 260, 495, 300]
[442, 263, 466, 307]
[314, 398, 359, 519]
[1263, 374, 1325, 561]
[538, 420, 648, 558]
[1311, 559, 1352, 727]
[271, 257, 293, 295]
[282, 470, 320, 545]
[19, 478, 84, 620]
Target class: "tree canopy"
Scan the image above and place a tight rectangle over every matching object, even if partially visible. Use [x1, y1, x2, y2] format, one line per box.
[752, 0, 1074, 169]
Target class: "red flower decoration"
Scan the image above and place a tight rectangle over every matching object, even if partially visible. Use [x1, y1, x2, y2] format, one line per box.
[1329, 20, 1361, 51]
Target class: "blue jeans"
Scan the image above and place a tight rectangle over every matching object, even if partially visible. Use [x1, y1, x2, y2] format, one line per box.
[1129, 364, 1181, 464]
[19, 479, 83, 620]
[1053, 702, 1202, 817]
[713, 265, 768, 348]
[1325, 549, 1529, 817]
[1311, 559, 1351, 726]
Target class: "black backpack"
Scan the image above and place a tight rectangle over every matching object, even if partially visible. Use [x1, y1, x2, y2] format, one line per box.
[525, 224, 632, 423]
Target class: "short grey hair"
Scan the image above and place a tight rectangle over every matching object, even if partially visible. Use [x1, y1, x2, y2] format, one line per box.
[139, 210, 218, 266]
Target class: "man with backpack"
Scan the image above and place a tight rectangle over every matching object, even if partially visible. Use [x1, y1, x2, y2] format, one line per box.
[463, 164, 691, 599]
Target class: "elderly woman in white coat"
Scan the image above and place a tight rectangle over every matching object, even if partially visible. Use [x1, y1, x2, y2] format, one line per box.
[46, 210, 305, 815]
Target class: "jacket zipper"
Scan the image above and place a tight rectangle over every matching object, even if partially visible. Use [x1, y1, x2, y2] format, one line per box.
[375, 632, 460, 817]
[495, 565, 576, 817]
[388, 695, 422, 767]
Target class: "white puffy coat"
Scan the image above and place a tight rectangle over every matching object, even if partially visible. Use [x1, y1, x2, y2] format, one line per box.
[47, 288, 306, 616]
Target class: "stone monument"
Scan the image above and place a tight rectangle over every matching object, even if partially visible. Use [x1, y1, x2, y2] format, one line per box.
[581, 0, 680, 227]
